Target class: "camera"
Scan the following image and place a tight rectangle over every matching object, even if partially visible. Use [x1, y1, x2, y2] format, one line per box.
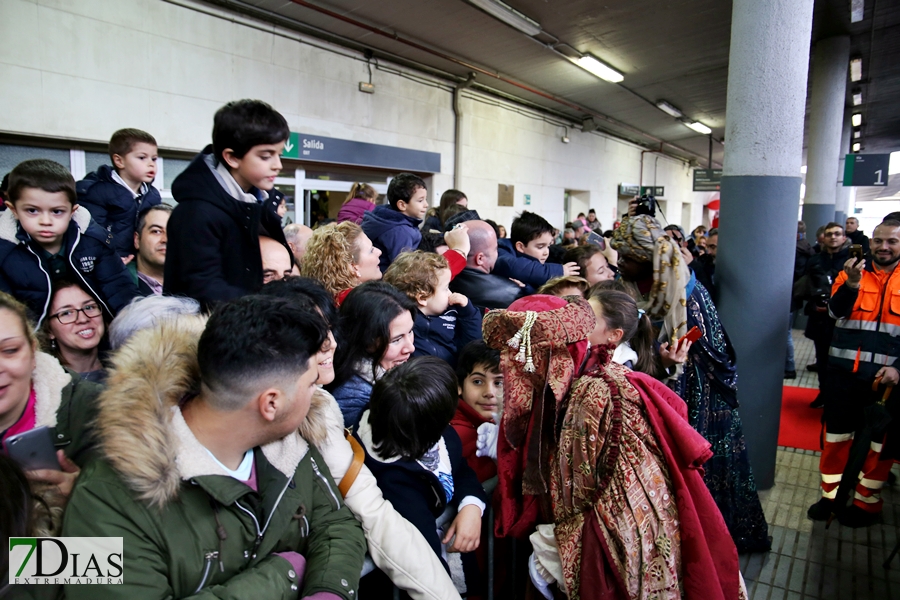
[633, 194, 658, 217]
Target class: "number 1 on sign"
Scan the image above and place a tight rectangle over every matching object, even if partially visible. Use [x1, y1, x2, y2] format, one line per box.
[875, 169, 884, 185]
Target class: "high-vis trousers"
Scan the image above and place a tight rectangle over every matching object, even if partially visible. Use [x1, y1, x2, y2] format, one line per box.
[819, 429, 893, 513]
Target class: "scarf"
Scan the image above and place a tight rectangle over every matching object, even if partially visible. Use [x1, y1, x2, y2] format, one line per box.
[611, 215, 689, 344]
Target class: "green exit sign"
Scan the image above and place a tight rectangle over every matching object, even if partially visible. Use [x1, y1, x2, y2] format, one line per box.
[640, 186, 664, 197]
[282, 132, 299, 159]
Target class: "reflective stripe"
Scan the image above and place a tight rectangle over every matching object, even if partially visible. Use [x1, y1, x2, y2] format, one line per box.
[829, 347, 872, 362]
[821, 473, 843, 483]
[853, 491, 880, 504]
[835, 319, 900, 337]
[822, 488, 838, 499]
[859, 477, 886, 490]
[824, 432, 854, 443]
[871, 441, 883, 453]
[828, 347, 899, 365]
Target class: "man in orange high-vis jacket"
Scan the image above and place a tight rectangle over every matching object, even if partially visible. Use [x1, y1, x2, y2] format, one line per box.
[808, 219, 900, 528]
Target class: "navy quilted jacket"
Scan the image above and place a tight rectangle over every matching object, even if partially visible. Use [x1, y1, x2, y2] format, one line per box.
[76, 165, 162, 258]
[0, 207, 139, 326]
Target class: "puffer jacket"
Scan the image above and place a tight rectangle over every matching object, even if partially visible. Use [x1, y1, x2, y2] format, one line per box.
[361, 205, 422, 272]
[493, 238, 563, 290]
[76, 165, 162, 258]
[62, 317, 366, 599]
[336, 198, 375, 225]
[411, 302, 482, 368]
[0, 207, 139, 326]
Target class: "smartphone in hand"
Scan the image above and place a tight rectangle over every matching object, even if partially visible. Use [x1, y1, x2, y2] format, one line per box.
[678, 326, 702, 350]
[6, 426, 60, 471]
[849, 244, 864, 265]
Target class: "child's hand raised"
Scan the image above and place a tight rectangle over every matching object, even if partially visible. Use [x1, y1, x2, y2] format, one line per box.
[562, 262, 580, 277]
[443, 504, 482, 553]
[448, 293, 469, 307]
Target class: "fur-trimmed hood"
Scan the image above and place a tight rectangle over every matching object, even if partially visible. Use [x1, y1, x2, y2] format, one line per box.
[33, 351, 74, 429]
[0, 205, 92, 245]
[97, 316, 332, 508]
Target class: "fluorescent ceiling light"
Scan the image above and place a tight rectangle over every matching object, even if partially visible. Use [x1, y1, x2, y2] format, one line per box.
[853, 130, 861, 139]
[575, 54, 624, 83]
[467, 0, 541, 36]
[801, 165, 808, 174]
[686, 121, 712, 135]
[850, 57, 863, 82]
[852, 89, 863, 105]
[852, 142, 861, 152]
[851, 0, 865, 23]
[852, 113, 862, 127]
[656, 100, 683, 118]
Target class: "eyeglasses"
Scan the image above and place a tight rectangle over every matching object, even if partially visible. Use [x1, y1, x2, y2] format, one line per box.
[51, 303, 101, 324]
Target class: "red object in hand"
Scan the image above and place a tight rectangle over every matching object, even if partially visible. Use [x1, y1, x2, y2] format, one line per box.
[678, 326, 702, 349]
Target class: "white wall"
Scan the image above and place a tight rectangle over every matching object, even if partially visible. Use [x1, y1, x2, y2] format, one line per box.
[0, 0, 710, 230]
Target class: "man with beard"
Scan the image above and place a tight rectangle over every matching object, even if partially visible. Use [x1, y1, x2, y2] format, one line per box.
[808, 220, 900, 528]
[801, 222, 850, 404]
[129, 204, 171, 295]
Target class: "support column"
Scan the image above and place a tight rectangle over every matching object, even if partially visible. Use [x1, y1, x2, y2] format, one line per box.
[802, 36, 851, 232]
[716, 0, 814, 489]
[835, 114, 853, 224]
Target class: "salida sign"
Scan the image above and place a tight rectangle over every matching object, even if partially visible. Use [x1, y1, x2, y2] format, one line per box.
[9, 537, 123, 585]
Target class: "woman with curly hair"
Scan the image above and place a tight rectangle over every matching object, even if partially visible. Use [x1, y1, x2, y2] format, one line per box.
[301, 221, 383, 302]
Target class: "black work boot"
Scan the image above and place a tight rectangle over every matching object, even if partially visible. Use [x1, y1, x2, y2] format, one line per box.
[807, 498, 835, 521]
[838, 505, 881, 528]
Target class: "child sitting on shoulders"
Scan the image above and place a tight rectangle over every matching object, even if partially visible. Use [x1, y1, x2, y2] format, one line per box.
[384, 250, 482, 368]
[77, 128, 161, 261]
[361, 173, 428, 272]
[450, 341, 502, 483]
[494, 211, 578, 291]
[0, 159, 138, 326]
[356, 356, 487, 595]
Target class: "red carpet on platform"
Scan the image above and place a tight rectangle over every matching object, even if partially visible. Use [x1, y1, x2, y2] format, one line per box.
[778, 386, 822, 452]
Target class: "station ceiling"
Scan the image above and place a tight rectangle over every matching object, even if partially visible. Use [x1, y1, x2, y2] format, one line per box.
[209, 0, 900, 168]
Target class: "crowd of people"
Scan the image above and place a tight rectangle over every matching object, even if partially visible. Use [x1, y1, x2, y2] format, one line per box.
[0, 97, 895, 599]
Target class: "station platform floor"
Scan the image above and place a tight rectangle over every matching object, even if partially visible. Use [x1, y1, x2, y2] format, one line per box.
[741, 330, 900, 599]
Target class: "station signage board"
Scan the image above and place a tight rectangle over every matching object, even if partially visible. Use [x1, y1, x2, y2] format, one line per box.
[842, 154, 889, 187]
[693, 169, 723, 191]
[282, 132, 441, 173]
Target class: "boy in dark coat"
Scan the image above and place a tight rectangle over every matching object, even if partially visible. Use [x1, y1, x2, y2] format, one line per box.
[76, 128, 161, 260]
[384, 250, 482, 368]
[0, 159, 138, 326]
[163, 100, 293, 309]
[361, 173, 428, 272]
[493, 211, 578, 291]
[356, 357, 486, 596]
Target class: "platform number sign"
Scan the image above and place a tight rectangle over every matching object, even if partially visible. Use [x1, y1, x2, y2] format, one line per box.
[843, 154, 890, 187]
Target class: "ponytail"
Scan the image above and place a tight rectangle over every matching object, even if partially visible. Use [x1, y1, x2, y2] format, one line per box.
[343, 183, 378, 206]
[631, 312, 664, 378]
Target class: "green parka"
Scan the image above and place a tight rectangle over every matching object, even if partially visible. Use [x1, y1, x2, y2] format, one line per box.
[61, 317, 366, 599]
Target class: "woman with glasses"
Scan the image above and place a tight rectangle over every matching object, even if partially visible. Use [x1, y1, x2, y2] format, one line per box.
[40, 281, 108, 384]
